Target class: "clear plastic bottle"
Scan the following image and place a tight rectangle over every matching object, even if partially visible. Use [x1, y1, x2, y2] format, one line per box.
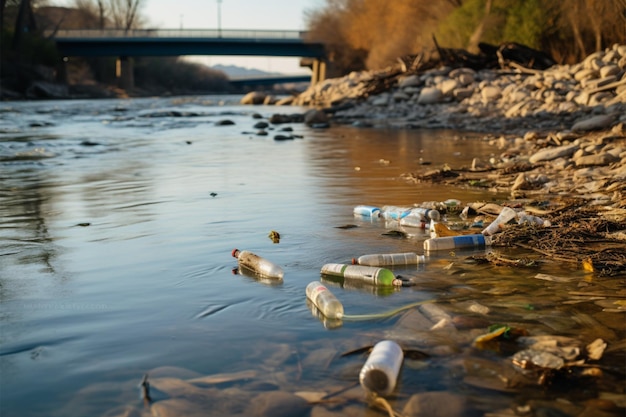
[482, 206, 517, 235]
[423, 234, 493, 251]
[380, 205, 412, 220]
[321, 263, 400, 286]
[305, 281, 344, 319]
[352, 252, 426, 267]
[399, 214, 427, 229]
[354, 205, 381, 217]
[231, 249, 284, 279]
[359, 340, 404, 396]
[428, 209, 441, 238]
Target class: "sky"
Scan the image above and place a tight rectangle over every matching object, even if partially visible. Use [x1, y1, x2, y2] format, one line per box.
[142, 0, 323, 74]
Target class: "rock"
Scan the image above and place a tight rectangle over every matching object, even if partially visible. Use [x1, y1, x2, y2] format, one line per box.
[215, 119, 235, 126]
[574, 153, 620, 166]
[304, 109, 329, 127]
[240, 91, 266, 105]
[402, 392, 471, 417]
[399, 74, 422, 88]
[481, 85, 501, 101]
[417, 87, 443, 104]
[247, 391, 309, 417]
[26, 81, 69, 99]
[439, 79, 459, 96]
[150, 398, 208, 417]
[254, 121, 269, 129]
[275, 96, 294, 106]
[263, 95, 277, 105]
[529, 143, 580, 164]
[572, 114, 616, 132]
[269, 113, 295, 124]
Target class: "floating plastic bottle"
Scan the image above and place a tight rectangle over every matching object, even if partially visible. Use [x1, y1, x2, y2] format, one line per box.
[399, 214, 427, 229]
[428, 209, 441, 238]
[354, 205, 381, 217]
[482, 207, 517, 235]
[359, 340, 404, 396]
[231, 249, 284, 279]
[306, 281, 344, 319]
[424, 234, 493, 251]
[321, 263, 400, 286]
[380, 205, 412, 220]
[352, 252, 426, 267]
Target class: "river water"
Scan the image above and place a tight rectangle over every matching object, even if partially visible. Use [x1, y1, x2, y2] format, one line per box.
[1, 96, 624, 417]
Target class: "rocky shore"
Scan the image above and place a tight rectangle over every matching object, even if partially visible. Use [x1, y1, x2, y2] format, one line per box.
[286, 45, 626, 214]
[260, 44, 626, 275]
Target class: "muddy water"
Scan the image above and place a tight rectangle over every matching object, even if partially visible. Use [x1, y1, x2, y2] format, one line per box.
[0, 96, 624, 417]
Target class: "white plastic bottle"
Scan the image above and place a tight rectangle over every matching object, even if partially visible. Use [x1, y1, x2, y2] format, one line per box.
[352, 252, 426, 267]
[423, 234, 493, 251]
[321, 263, 400, 286]
[231, 249, 284, 279]
[482, 207, 517, 235]
[305, 281, 344, 319]
[359, 340, 404, 396]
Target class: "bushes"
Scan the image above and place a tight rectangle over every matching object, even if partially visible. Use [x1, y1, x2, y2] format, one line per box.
[306, 0, 626, 74]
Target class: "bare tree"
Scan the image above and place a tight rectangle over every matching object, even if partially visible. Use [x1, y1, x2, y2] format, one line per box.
[109, 0, 143, 30]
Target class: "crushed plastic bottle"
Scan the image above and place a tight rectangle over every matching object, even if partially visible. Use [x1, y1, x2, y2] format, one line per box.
[352, 252, 426, 267]
[354, 205, 381, 217]
[231, 249, 284, 279]
[517, 211, 551, 227]
[424, 234, 493, 251]
[482, 206, 517, 235]
[306, 281, 344, 319]
[321, 263, 401, 287]
[359, 340, 404, 396]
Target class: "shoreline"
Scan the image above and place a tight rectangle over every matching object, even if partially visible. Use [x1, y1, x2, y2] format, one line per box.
[290, 44, 626, 275]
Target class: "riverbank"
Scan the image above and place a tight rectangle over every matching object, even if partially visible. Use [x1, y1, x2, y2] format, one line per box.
[290, 44, 626, 275]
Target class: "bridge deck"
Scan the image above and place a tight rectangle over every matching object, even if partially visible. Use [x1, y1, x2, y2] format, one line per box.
[50, 29, 325, 58]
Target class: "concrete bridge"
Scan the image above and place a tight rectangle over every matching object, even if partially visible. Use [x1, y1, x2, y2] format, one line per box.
[49, 29, 327, 90]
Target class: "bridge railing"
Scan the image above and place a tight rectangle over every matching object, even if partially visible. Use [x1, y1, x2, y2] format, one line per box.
[47, 29, 308, 40]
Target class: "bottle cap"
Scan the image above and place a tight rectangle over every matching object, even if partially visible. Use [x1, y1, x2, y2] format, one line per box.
[231, 248, 240, 258]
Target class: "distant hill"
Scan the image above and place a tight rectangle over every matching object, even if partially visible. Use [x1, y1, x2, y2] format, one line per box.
[211, 64, 282, 79]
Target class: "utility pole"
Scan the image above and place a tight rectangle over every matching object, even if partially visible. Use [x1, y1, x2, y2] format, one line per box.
[217, 0, 222, 37]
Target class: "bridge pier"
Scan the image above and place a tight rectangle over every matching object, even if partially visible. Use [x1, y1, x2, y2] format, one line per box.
[116, 56, 134, 91]
[301, 58, 327, 85]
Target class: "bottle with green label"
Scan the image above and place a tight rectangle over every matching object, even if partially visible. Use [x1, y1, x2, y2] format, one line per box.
[321, 263, 400, 287]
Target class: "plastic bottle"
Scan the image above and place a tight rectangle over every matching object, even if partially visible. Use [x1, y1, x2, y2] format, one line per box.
[359, 340, 404, 396]
[399, 214, 426, 229]
[517, 211, 551, 227]
[352, 252, 426, 267]
[231, 249, 284, 279]
[354, 205, 381, 217]
[305, 281, 344, 319]
[321, 263, 400, 287]
[482, 207, 517, 235]
[380, 205, 412, 220]
[423, 234, 493, 251]
[428, 209, 441, 238]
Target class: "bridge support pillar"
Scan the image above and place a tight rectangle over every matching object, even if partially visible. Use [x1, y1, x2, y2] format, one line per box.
[56, 57, 69, 84]
[311, 59, 326, 85]
[116, 56, 134, 91]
